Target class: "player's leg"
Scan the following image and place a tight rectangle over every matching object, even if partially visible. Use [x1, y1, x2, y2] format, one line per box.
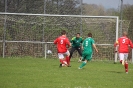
[76, 47, 82, 62]
[64, 50, 71, 67]
[69, 47, 76, 59]
[119, 53, 124, 65]
[77, 47, 82, 56]
[78, 52, 86, 69]
[58, 53, 68, 67]
[78, 52, 92, 69]
[124, 53, 128, 73]
[78, 59, 87, 69]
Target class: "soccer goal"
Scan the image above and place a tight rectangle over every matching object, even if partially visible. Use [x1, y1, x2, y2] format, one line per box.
[0, 12, 122, 62]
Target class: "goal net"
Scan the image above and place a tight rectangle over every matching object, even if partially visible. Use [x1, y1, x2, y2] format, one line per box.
[0, 12, 119, 61]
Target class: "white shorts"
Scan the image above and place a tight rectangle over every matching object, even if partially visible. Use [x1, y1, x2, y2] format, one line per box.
[58, 50, 70, 59]
[119, 53, 128, 61]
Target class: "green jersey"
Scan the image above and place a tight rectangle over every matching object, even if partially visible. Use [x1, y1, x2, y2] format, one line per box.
[82, 37, 95, 53]
[71, 37, 83, 48]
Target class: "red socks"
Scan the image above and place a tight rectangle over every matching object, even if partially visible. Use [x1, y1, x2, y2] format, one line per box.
[60, 59, 67, 65]
[59, 56, 70, 67]
[65, 56, 70, 66]
[124, 62, 128, 73]
[120, 60, 128, 73]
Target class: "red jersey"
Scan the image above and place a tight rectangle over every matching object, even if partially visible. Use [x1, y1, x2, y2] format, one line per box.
[114, 36, 133, 53]
[54, 35, 70, 53]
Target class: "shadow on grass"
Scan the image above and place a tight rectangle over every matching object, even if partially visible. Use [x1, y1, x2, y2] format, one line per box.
[107, 71, 123, 74]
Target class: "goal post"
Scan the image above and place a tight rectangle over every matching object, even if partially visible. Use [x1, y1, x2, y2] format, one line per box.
[115, 17, 119, 63]
[0, 12, 121, 62]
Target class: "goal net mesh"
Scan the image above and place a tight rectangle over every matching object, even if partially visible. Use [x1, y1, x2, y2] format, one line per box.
[0, 13, 117, 60]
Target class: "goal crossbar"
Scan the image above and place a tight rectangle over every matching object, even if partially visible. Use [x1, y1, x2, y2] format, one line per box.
[0, 12, 118, 18]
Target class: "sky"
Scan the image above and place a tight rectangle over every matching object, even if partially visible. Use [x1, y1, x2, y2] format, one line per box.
[83, 0, 133, 8]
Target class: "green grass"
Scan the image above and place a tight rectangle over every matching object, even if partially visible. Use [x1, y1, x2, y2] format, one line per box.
[0, 57, 133, 88]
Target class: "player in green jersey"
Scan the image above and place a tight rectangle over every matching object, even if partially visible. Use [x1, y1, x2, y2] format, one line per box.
[69, 33, 83, 62]
[78, 33, 98, 69]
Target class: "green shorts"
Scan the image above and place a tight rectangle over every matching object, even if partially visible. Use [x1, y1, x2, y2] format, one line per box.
[82, 52, 93, 61]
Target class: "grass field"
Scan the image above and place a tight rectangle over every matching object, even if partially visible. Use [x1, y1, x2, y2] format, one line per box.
[0, 57, 133, 88]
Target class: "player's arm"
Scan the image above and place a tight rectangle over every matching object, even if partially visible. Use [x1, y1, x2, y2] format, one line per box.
[81, 40, 85, 50]
[114, 40, 119, 53]
[54, 38, 58, 44]
[66, 38, 71, 48]
[82, 37, 84, 42]
[92, 39, 98, 53]
[114, 40, 118, 47]
[70, 37, 75, 43]
[70, 37, 74, 46]
[80, 37, 84, 43]
[114, 47, 118, 53]
[67, 42, 71, 47]
[129, 39, 133, 48]
[92, 44, 98, 53]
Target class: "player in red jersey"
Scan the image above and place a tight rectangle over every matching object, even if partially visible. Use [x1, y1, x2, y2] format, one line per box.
[54, 30, 71, 67]
[114, 31, 133, 73]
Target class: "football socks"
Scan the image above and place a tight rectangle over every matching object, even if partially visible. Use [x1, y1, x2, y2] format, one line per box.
[79, 61, 86, 69]
[124, 62, 128, 73]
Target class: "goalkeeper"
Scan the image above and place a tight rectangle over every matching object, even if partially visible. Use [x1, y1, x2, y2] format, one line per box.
[69, 33, 83, 62]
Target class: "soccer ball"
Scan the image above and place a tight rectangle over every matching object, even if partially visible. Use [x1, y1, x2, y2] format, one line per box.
[47, 50, 52, 54]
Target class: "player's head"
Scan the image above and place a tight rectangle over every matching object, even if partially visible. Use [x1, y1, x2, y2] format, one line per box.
[88, 33, 92, 37]
[76, 33, 80, 38]
[61, 30, 66, 36]
[123, 31, 128, 36]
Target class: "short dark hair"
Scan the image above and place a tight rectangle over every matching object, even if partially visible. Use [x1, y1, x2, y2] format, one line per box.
[88, 33, 92, 37]
[77, 33, 80, 35]
[123, 31, 127, 36]
[61, 30, 66, 35]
